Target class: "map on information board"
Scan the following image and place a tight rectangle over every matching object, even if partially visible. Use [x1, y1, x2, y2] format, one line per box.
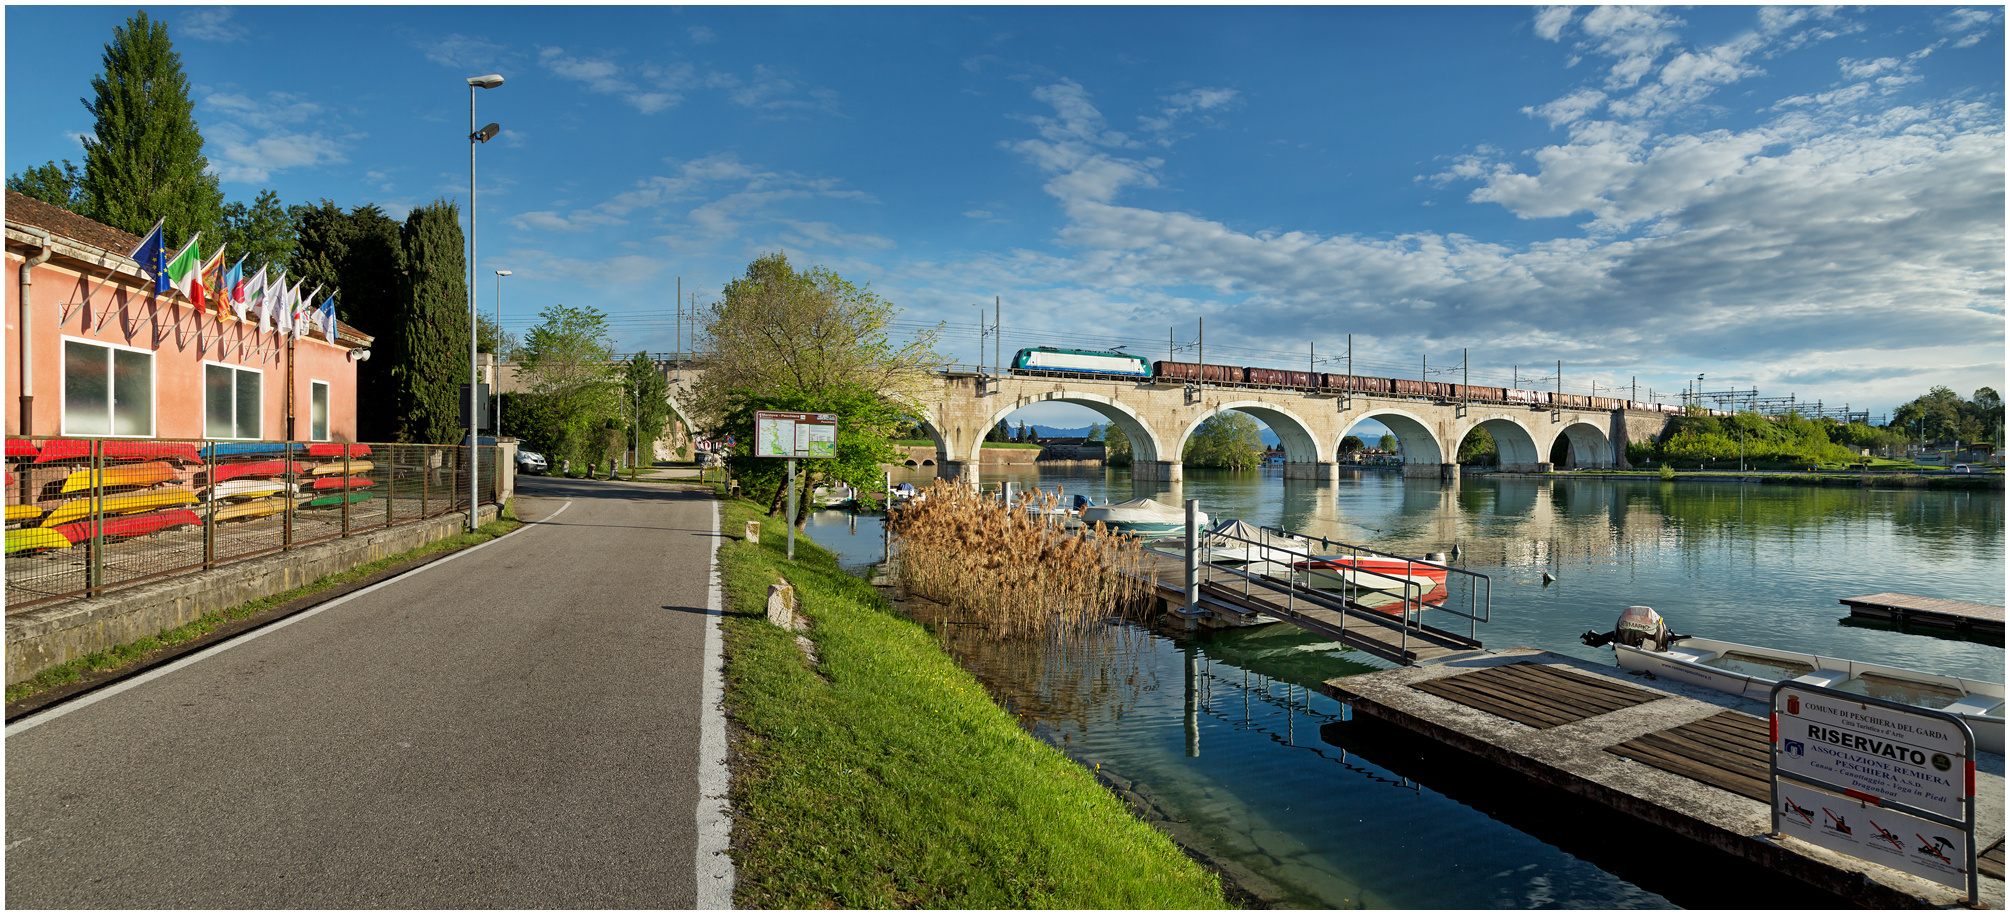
[754, 411, 838, 458]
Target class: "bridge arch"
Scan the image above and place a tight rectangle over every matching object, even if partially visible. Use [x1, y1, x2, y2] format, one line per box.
[1548, 420, 1615, 469]
[1455, 413, 1542, 467]
[1340, 407, 1444, 465]
[970, 391, 1170, 466]
[1173, 401, 1321, 465]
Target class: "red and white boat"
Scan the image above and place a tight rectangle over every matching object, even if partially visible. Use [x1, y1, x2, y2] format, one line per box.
[1291, 554, 1449, 595]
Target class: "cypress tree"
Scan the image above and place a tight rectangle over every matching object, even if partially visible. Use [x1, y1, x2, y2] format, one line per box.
[79, 9, 224, 243]
[389, 199, 471, 444]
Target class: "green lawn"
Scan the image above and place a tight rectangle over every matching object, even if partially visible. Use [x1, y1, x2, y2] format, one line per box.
[714, 493, 1226, 908]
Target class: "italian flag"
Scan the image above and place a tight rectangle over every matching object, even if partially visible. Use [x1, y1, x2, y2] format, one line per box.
[163, 235, 202, 306]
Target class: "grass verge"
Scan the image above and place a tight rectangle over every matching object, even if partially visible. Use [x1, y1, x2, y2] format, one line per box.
[6, 504, 523, 705]
[714, 493, 1227, 909]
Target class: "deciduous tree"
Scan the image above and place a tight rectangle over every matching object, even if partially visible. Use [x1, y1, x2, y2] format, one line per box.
[1183, 412, 1265, 470]
[695, 252, 940, 520]
[515, 305, 622, 466]
[7, 160, 85, 210]
[221, 190, 296, 277]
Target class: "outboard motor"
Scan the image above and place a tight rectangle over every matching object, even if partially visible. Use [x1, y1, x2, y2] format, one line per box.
[1072, 493, 1094, 513]
[1581, 605, 1679, 652]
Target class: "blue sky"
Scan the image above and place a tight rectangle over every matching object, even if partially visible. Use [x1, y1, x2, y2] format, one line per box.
[7, 5, 2003, 429]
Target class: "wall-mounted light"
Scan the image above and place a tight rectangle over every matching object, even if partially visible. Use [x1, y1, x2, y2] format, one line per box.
[349, 348, 372, 362]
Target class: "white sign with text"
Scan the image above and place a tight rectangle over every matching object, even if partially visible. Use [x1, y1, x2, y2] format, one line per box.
[1772, 687, 1970, 820]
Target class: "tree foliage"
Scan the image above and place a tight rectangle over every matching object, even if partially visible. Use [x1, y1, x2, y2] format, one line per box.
[1103, 423, 1132, 467]
[514, 305, 623, 466]
[386, 199, 470, 443]
[1182, 412, 1265, 470]
[220, 190, 296, 277]
[7, 160, 85, 210]
[623, 352, 672, 462]
[696, 253, 941, 519]
[80, 10, 224, 244]
[1457, 427, 1497, 465]
[1339, 435, 1365, 455]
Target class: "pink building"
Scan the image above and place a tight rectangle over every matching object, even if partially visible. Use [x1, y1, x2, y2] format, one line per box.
[6, 191, 373, 442]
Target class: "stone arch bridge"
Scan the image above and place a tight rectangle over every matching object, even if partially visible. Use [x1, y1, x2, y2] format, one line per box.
[656, 362, 1674, 484]
[916, 370, 1673, 485]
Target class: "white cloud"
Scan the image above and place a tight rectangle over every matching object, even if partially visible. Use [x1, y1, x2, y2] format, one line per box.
[975, 42, 2001, 411]
[422, 33, 510, 71]
[179, 8, 247, 43]
[1532, 6, 1574, 42]
[686, 25, 719, 44]
[207, 124, 349, 184]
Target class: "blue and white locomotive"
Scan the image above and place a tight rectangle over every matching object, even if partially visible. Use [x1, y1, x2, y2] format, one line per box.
[1009, 347, 1152, 378]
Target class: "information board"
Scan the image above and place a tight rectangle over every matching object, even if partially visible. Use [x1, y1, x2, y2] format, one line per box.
[754, 411, 837, 459]
[1772, 683, 1976, 896]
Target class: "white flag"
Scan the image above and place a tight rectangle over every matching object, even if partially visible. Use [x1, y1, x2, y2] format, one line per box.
[260, 270, 286, 333]
[239, 265, 267, 323]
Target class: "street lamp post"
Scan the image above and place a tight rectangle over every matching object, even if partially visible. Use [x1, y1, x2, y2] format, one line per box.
[493, 269, 511, 439]
[467, 73, 503, 532]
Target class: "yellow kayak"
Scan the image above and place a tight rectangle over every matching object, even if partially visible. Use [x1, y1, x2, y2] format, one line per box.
[309, 460, 374, 476]
[6, 504, 44, 524]
[42, 489, 198, 528]
[58, 461, 183, 494]
[7, 527, 71, 554]
[211, 496, 286, 522]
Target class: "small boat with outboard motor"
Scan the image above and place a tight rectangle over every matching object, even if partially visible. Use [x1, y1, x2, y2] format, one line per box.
[1582, 605, 2005, 755]
[1078, 497, 1206, 536]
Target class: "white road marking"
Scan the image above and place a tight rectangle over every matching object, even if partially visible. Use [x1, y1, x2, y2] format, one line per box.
[695, 496, 737, 908]
[6, 500, 573, 737]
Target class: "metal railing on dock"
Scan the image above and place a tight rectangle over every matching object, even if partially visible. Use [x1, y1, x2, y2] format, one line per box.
[1139, 519, 1488, 666]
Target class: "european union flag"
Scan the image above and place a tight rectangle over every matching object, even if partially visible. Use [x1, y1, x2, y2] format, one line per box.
[124, 218, 168, 293]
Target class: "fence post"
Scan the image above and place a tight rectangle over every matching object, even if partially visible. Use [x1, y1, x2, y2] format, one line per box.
[1183, 498, 1200, 617]
[203, 439, 217, 570]
[86, 439, 105, 595]
[341, 445, 351, 537]
[422, 448, 430, 518]
[282, 441, 295, 550]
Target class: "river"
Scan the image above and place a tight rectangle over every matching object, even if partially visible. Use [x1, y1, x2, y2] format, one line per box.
[801, 466, 2005, 908]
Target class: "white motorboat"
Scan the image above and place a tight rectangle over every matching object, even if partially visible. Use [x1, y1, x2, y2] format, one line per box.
[1078, 497, 1206, 536]
[1586, 609, 2004, 755]
[1147, 519, 1308, 564]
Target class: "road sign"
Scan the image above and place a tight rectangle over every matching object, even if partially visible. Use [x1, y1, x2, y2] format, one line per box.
[754, 411, 837, 459]
[1771, 682, 1977, 899]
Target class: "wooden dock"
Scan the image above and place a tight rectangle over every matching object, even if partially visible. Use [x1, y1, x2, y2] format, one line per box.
[1323, 649, 2004, 909]
[1135, 551, 1482, 666]
[1841, 592, 2004, 637]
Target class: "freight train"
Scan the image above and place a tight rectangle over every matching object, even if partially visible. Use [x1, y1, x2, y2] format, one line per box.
[1007, 347, 1723, 416]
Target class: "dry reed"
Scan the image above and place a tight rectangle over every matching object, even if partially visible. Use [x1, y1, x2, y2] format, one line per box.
[888, 481, 1155, 643]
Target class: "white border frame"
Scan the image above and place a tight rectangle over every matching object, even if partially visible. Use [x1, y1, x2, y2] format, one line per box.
[58, 333, 157, 438]
[201, 358, 266, 441]
[309, 378, 331, 442]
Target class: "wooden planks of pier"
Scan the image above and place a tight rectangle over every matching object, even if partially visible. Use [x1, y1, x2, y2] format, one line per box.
[1841, 592, 2004, 637]
[1135, 551, 1481, 666]
[1324, 650, 2004, 909]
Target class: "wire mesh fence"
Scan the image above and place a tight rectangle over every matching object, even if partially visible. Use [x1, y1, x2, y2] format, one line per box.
[6, 437, 501, 611]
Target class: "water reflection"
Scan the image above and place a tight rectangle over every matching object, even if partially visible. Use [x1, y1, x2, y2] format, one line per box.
[800, 468, 2003, 907]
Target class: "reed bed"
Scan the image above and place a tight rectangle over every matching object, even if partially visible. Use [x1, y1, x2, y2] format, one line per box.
[889, 481, 1154, 643]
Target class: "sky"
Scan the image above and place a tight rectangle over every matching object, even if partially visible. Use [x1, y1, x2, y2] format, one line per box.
[5, 4, 2003, 429]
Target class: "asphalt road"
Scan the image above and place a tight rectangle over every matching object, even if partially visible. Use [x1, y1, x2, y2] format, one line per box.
[6, 476, 731, 908]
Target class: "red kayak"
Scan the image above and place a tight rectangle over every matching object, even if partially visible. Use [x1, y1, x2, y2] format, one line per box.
[306, 443, 372, 458]
[33, 439, 202, 464]
[311, 476, 375, 491]
[53, 508, 202, 544]
[7, 439, 40, 457]
[208, 461, 309, 483]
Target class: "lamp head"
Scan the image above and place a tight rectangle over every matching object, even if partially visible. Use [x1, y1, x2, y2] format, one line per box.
[496, 269, 513, 277]
[467, 74, 505, 89]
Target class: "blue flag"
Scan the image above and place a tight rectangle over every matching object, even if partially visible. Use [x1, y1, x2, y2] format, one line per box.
[125, 218, 166, 292]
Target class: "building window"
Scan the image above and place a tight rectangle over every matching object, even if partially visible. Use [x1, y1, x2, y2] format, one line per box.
[204, 363, 263, 440]
[310, 380, 330, 441]
[62, 338, 153, 436]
